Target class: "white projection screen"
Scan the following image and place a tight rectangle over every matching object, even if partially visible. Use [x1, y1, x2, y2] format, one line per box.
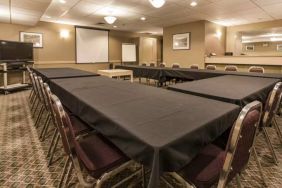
[122, 43, 136, 62]
[76, 27, 109, 63]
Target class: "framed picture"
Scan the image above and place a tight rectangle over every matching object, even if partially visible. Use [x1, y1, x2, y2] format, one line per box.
[20, 32, 43, 48]
[245, 45, 254, 51]
[277, 44, 282, 51]
[173, 32, 191, 50]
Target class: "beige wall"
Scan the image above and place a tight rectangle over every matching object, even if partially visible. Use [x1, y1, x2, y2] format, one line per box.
[163, 20, 206, 68]
[0, 21, 143, 72]
[205, 21, 226, 56]
[226, 19, 282, 55]
[163, 20, 225, 68]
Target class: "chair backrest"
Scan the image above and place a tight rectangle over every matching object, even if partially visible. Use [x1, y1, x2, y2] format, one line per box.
[190, 64, 199, 70]
[149, 63, 155, 67]
[172, 63, 180, 68]
[160, 62, 166, 67]
[33, 74, 44, 102]
[248, 66, 264, 73]
[262, 82, 282, 127]
[141, 63, 147, 66]
[224, 65, 238, 72]
[37, 76, 49, 110]
[218, 101, 262, 188]
[206, 65, 216, 70]
[29, 72, 37, 92]
[50, 94, 72, 155]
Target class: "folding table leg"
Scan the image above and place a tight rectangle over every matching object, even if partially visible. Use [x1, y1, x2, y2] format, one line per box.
[263, 128, 279, 165]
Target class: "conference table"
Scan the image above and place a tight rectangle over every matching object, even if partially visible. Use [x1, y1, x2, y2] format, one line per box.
[168, 75, 279, 107]
[32, 67, 99, 82]
[49, 76, 240, 188]
[115, 65, 282, 84]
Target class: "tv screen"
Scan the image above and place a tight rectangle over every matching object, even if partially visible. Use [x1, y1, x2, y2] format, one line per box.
[0, 40, 33, 62]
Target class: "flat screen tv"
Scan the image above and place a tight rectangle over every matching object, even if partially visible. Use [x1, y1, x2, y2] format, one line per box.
[0, 40, 33, 62]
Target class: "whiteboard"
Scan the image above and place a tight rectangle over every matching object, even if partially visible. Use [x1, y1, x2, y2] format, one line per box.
[76, 27, 109, 63]
[122, 43, 136, 62]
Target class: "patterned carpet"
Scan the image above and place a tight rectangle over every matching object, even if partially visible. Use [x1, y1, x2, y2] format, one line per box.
[1, 90, 282, 187]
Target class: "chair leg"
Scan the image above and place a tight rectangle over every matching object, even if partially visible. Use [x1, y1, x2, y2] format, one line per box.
[48, 133, 60, 167]
[47, 129, 58, 157]
[252, 148, 267, 185]
[58, 156, 71, 188]
[34, 105, 45, 128]
[30, 98, 39, 113]
[263, 128, 279, 165]
[62, 160, 73, 188]
[39, 114, 51, 141]
[235, 174, 243, 188]
[273, 118, 282, 145]
[142, 165, 146, 188]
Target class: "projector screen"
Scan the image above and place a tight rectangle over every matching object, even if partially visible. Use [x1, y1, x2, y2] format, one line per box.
[76, 27, 109, 63]
[122, 43, 136, 62]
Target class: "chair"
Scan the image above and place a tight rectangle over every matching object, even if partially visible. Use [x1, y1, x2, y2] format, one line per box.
[259, 82, 282, 165]
[50, 94, 140, 188]
[141, 63, 147, 66]
[224, 65, 238, 72]
[164, 101, 263, 188]
[172, 63, 180, 68]
[249, 66, 264, 73]
[41, 83, 91, 167]
[159, 62, 166, 67]
[206, 65, 217, 70]
[190, 64, 199, 69]
[149, 63, 155, 67]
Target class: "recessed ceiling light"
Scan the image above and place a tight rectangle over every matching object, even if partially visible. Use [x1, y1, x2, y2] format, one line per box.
[190, 1, 197, 7]
[113, 25, 117, 28]
[140, 17, 146, 21]
[59, 0, 66, 4]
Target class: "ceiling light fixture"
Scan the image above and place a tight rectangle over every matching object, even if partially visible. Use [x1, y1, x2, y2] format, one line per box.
[149, 0, 166, 8]
[113, 25, 117, 28]
[104, 16, 117, 24]
[140, 17, 146, 21]
[190, 1, 198, 7]
[59, 0, 66, 4]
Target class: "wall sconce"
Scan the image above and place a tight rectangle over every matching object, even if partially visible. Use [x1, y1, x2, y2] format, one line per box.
[60, 29, 70, 38]
[216, 30, 222, 39]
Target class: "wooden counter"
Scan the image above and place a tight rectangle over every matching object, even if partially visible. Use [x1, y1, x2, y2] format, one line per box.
[205, 56, 282, 66]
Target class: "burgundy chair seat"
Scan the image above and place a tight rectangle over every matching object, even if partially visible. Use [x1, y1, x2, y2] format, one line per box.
[68, 114, 92, 135]
[74, 133, 128, 179]
[178, 144, 226, 188]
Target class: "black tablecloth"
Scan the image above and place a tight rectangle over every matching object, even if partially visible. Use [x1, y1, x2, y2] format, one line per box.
[168, 75, 279, 107]
[115, 65, 282, 83]
[32, 68, 99, 82]
[50, 76, 240, 188]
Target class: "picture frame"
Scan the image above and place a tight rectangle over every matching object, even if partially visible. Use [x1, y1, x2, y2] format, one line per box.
[173, 32, 191, 50]
[277, 44, 282, 51]
[245, 45, 254, 51]
[20, 32, 43, 48]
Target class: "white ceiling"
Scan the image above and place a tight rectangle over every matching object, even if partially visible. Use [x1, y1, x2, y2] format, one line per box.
[0, 0, 52, 25]
[1, 0, 282, 34]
